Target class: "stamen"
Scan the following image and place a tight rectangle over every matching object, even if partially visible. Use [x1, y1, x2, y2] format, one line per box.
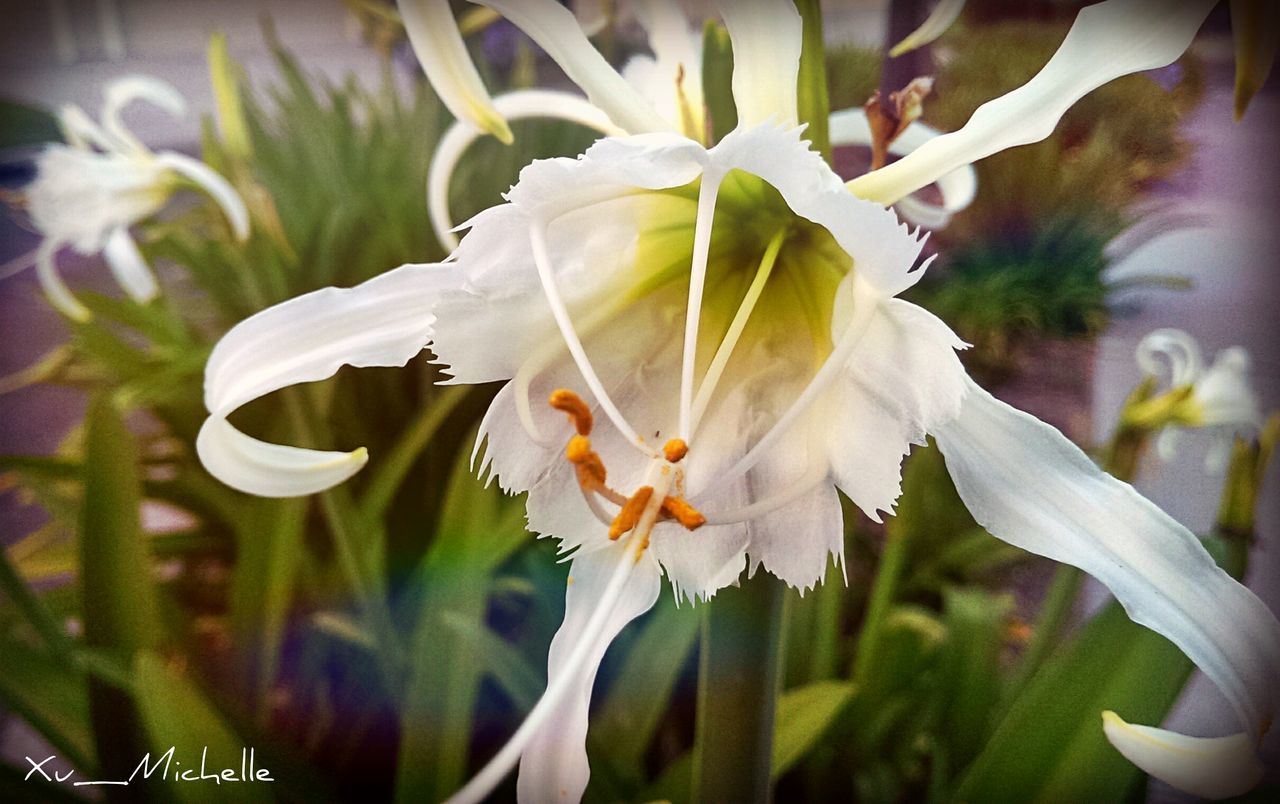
[663, 438, 689, 463]
[609, 486, 655, 540]
[550, 388, 594, 435]
[677, 168, 725, 442]
[660, 495, 706, 530]
[528, 220, 658, 459]
[700, 273, 883, 497]
[690, 227, 787, 435]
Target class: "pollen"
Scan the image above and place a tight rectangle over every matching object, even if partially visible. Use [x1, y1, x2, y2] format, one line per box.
[663, 438, 689, 463]
[609, 486, 655, 540]
[661, 495, 706, 531]
[549, 388, 593, 435]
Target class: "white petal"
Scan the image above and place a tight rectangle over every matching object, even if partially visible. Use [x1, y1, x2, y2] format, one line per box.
[745, 453, 843, 592]
[517, 545, 662, 802]
[196, 417, 368, 498]
[58, 104, 115, 152]
[35, 239, 91, 322]
[1102, 712, 1265, 800]
[933, 377, 1280, 744]
[572, 0, 609, 36]
[709, 125, 930, 297]
[828, 107, 977, 229]
[847, 0, 1216, 204]
[478, 0, 673, 135]
[627, 0, 704, 137]
[428, 89, 624, 251]
[27, 146, 169, 251]
[398, 0, 514, 144]
[716, 0, 802, 127]
[1197, 346, 1262, 429]
[102, 227, 158, 303]
[889, 0, 966, 57]
[153, 151, 249, 241]
[828, 299, 968, 521]
[101, 74, 186, 154]
[199, 263, 457, 497]
[1135, 327, 1203, 387]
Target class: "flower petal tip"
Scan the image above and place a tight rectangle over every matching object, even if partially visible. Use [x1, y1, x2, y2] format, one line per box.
[1102, 711, 1266, 800]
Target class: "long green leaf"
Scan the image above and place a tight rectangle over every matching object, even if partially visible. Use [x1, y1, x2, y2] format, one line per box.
[772, 681, 858, 778]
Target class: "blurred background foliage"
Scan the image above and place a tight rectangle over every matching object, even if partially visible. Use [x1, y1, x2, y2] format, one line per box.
[0, 10, 1271, 804]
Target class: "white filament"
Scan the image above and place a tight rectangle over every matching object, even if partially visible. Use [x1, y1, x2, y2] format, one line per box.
[677, 168, 724, 442]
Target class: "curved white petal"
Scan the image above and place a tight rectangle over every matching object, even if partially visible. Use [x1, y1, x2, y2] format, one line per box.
[153, 151, 249, 241]
[199, 263, 457, 497]
[398, 0, 514, 144]
[477, 0, 673, 135]
[848, 0, 1216, 205]
[628, 0, 704, 137]
[27, 146, 169, 252]
[1135, 327, 1203, 387]
[57, 104, 116, 152]
[828, 298, 967, 521]
[196, 417, 369, 498]
[102, 227, 158, 303]
[933, 378, 1280, 758]
[572, 0, 609, 36]
[890, 0, 966, 57]
[101, 74, 186, 155]
[1197, 346, 1262, 429]
[716, 0, 802, 127]
[829, 107, 977, 229]
[35, 239, 90, 322]
[1102, 712, 1265, 800]
[428, 89, 625, 251]
[745, 441, 843, 592]
[516, 545, 662, 803]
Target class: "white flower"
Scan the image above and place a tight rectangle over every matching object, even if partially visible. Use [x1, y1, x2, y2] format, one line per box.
[23, 76, 249, 322]
[196, 1, 1276, 801]
[1136, 328, 1263, 471]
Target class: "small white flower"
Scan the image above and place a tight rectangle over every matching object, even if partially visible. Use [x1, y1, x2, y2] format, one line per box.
[24, 76, 248, 321]
[196, 1, 1275, 802]
[1136, 328, 1263, 471]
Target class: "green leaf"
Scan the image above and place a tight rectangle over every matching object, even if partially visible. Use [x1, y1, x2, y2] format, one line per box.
[793, 0, 831, 162]
[132, 650, 273, 804]
[0, 637, 96, 773]
[439, 612, 544, 714]
[955, 604, 1191, 802]
[701, 21, 737, 144]
[772, 681, 858, 778]
[933, 587, 1012, 768]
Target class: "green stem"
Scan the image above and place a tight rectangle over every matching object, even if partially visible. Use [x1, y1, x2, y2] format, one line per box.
[793, 0, 831, 163]
[852, 525, 909, 683]
[694, 572, 787, 803]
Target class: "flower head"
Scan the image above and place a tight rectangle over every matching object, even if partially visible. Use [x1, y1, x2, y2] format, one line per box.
[196, 1, 1276, 801]
[22, 75, 248, 321]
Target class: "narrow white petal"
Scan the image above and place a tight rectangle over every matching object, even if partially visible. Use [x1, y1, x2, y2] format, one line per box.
[196, 417, 368, 498]
[428, 89, 624, 251]
[200, 264, 457, 497]
[516, 546, 662, 802]
[848, 0, 1216, 204]
[629, 0, 704, 136]
[933, 377, 1280, 744]
[100, 75, 186, 156]
[478, 0, 673, 135]
[153, 151, 249, 241]
[828, 107, 977, 229]
[889, 0, 966, 57]
[398, 0, 514, 144]
[716, 0, 802, 127]
[57, 104, 115, 152]
[572, 0, 609, 36]
[1135, 327, 1203, 387]
[1102, 712, 1265, 800]
[35, 240, 90, 322]
[101, 227, 158, 303]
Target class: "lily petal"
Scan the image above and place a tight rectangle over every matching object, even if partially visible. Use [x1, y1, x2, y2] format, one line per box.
[428, 89, 625, 251]
[100, 74, 186, 154]
[890, 0, 966, 57]
[848, 0, 1215, 205]
[199, 263, 456, 497]
[102, 227, 158, 303]
[35, 239, 91, 323]
[933, 378, 1280, 783]
[477, 0, 673, 135]
[828, 107, 977, 229]
[716, 0, 803, 127]
[57, 104, 115, 152]
[1102, 711, 1265, 800]
[398, 0, 514, 144]
[153, 151, 249, 241]
[516, 545, 662, 803]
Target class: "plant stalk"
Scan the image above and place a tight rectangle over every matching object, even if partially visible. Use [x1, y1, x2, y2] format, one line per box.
[693, 572, 787, 803]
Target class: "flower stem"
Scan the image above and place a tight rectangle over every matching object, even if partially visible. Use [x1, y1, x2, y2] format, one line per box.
[693, 572, 787, 803]
[852, 523, 910, 683]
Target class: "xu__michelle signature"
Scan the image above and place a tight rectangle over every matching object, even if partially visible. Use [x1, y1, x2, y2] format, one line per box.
[24, 747, 274, 786]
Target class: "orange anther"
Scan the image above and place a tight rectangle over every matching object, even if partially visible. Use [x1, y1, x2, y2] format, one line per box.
[565, 435, 593, 464]
[663, 438, 689, 463]
[549, 389, 593, 436]
[660, 495, 706, 531]
[609, 486, 654, 540]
